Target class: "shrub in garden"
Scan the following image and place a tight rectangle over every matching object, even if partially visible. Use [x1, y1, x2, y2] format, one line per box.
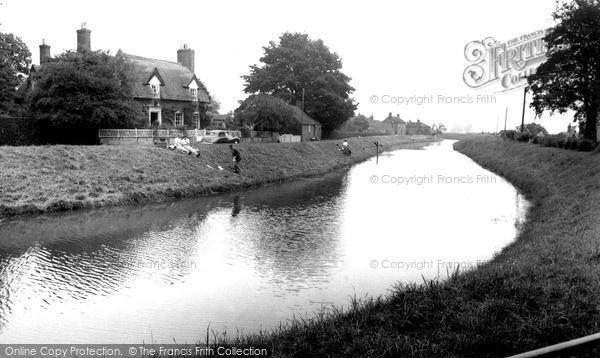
[578, 139, 598, 152]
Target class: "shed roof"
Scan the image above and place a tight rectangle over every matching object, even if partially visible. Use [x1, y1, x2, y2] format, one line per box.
[290, 105, 321, 126]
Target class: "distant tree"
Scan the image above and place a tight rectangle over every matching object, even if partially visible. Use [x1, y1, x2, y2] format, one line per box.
[28, 50, 144, 144]
[234, 94, 299, 133]
[432, 123, 447, 135]
[242, 32, 356, 136]
[343, 114, 370, 132]
[0, 31, 31, 114]
[528, 0, 600, 141]
[518, 123, 548, 136]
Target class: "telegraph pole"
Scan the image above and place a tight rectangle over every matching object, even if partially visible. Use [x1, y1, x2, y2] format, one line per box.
[521, 86, 528, 133]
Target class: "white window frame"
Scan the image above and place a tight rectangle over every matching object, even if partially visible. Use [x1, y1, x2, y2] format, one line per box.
[189, 81, 199, 102]
[193, 113, 200, 129]
[175, 112, 184, 126]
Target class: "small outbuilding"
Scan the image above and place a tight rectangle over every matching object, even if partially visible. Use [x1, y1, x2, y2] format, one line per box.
[290, 105, 322, 141]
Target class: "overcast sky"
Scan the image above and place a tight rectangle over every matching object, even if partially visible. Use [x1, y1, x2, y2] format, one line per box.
[1, 0, 574, 133]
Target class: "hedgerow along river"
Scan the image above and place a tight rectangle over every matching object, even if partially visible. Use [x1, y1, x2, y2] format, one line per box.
[0, 140, 528, 343]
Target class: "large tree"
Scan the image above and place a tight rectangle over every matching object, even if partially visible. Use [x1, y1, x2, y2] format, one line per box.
[28, 50, 144, 144]
[242, 32, 356, 136]
[528, 0, 600, 141]
[0, 31, 31, 114]
[234, 94, 298, 133]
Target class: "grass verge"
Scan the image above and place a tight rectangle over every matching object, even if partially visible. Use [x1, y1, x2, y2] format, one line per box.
[214, 135, 600, 357]
[0, 136, 434, 218]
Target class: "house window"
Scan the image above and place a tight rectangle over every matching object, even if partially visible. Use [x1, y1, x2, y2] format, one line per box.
[190, 88, 198, 101]
[151, 84, 160, 98]
[193, 113, 200, 129]
[175, 112, 184, 126]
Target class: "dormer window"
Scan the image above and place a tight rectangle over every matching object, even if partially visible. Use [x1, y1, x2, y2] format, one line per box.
[188, 80, 199, 102]
[149, 76, 161, 99]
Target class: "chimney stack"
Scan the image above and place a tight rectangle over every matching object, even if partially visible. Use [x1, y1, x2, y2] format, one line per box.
[396, 114, 400, 118]
[39, 39, 51, 64]
[388, 112, 392, 118]
[76, 23, 91, 53]
[177, 44, 195, 73]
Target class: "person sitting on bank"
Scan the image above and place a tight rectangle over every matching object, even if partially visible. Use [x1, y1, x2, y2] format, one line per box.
[171, 133, 188, 154]
[181, 135, 200, 157]
[168, 134, 183, 151]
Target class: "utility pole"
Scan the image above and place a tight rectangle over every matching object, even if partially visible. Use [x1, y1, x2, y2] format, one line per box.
[521, 86, 528, 133]
[301, 88, 305, 111]
[504, 107, 508, 133]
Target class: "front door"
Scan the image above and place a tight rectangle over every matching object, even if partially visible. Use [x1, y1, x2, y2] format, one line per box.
[149, 107, 162, 127]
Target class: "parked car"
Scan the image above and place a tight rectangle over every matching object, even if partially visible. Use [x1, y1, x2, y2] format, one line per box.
[200, 130, 240, 144]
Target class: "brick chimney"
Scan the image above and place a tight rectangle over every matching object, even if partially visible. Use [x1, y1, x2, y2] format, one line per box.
[396, 114, 400, 118]
[39, 39, 51, 64]
[76, 23, 91, 52]
[388, 112, 392, 118]
[177, 44, 195, 73]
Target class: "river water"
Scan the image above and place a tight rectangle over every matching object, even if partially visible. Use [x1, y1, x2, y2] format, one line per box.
[0, 140, 528, 343]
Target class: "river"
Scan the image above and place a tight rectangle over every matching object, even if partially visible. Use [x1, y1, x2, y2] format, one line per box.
[0, 140, 528, 343]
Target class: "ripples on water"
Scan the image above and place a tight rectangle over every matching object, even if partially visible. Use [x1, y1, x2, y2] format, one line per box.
[0, 140, 529, 343]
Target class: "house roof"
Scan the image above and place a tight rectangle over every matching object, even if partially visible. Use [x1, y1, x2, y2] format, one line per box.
[290, 105, 321, 126]
[382, 114, 406, 125]
[117, 50, 210, 103]
[14, 64, 41, 100]
[406, 120, 431, 128]
[212, 114, 229, 121]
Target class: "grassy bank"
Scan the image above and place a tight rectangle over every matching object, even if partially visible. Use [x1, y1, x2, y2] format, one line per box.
[0, 136, 434, 218]
[220, 136, 600, 357]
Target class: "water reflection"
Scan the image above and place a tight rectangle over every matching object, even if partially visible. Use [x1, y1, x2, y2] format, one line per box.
[0, 140, 529, 343]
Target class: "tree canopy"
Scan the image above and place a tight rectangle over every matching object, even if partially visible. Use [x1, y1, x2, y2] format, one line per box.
[342, 114, 371, 132]
[28, 50, 144, 144]
[518, 123, 548, 136]
[242, 32, 356, 136]
[0, 31, 31, 114]
[234, 94, 299, 133]
[528, 0, 600, 141]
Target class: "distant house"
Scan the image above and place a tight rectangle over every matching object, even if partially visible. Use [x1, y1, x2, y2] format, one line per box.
[290, 105, 322, 141]
[15, 25, 211, 129]
[382, 112, 406, 135]
[367, 120, 390, 133]
[405, 119, 432, 135]
[210, 114, 230, 129]
[14, 38, 49, 106]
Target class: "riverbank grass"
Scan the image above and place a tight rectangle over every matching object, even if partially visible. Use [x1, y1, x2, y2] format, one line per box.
[220, 136, 600, 357]
[0, 136, 434, 217]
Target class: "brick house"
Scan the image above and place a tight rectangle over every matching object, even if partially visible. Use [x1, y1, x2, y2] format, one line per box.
[382, 112, 406, 135]
[116, 45, 210, 129]
[405, 119, 432, 135]
[16, 25, 211, 129]
[210, 114, 230, 128]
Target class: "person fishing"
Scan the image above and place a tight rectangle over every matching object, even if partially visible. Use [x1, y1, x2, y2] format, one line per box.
[338, 139, 351, 156]
[229, 145, 242, 173]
